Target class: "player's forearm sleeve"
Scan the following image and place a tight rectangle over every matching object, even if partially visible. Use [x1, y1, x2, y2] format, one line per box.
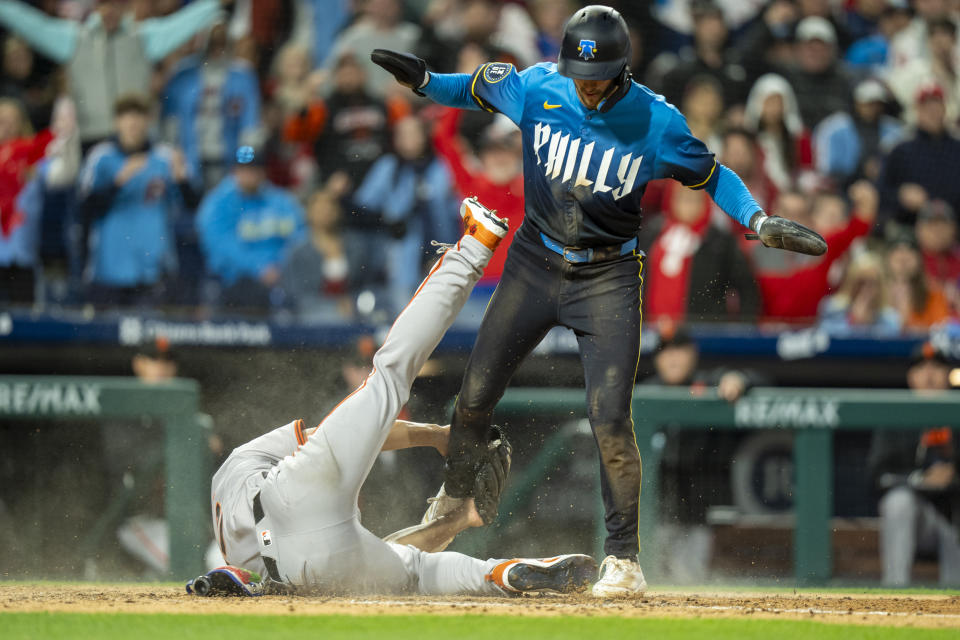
[422, 73, 480, 110]
[705, 164, 763, 229]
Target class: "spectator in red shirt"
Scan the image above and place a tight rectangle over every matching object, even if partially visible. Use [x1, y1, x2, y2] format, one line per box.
[0, 97, 53, 238]
[757, 181, 877, 322]
[914, 199, 960, 300]
[432, 107, 523, 284]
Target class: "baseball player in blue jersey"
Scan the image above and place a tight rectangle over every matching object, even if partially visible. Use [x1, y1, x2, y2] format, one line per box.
[373, 5, 826, 597]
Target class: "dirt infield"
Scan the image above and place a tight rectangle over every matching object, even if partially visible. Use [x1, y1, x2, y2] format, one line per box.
[3, 584, 960, 629]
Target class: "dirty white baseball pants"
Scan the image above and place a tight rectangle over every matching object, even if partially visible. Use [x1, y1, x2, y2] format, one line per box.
[256, 236, 503, 594]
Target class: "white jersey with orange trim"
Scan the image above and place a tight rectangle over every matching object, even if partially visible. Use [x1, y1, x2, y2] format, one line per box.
[209, 234, 508, 595]
[210, 418, 308, 576]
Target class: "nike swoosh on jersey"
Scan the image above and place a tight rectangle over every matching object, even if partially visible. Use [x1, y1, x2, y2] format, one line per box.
[543, 101, 562, 110]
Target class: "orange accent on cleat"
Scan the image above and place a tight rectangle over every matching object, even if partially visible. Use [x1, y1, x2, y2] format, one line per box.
[485, 559, 522, 592]
[461, 197, 508, 252]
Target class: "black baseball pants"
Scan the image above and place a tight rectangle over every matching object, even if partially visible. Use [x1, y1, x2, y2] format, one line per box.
[448, 222, 644, 559]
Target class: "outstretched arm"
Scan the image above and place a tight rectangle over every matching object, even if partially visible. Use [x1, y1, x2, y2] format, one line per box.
[140, 0, 225, 62]
[0, 0, 77, 63]
[381, 421, 449, 455]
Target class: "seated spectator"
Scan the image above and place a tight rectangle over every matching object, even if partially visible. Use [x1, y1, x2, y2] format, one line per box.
[280, 184, 350, 322]
[889, 18, 960, 126]
[657, 1, 748, 109]
[781, 17, 854, 129]
[0, 34, 59, 132]
[162, 21, 260, 191]
[0, 97, 80, 305]
[327, 0, 421, 99]
[638, 181, 760, 323]
[269, 42, 323, 119]
[432, 107, 523, 286]
[79, 94, 198, 307]
[814, 78, 904, 187]
[744, 74, 813, 191]
[679, 75, 724, 151]
[818, 251, 902, 335]
[284, 50, 406, 190]
[890, 0, 956, 70]
[878, 82, 960, 234]
[639, 325, 768, 582]
[845, 1, 913, 73]
[868, 343, 960, 587]
[887, 234, 952, 331]
[530, 0, 575, 62]
[717, 127, 776, 214]
[352, 115, 458, 313]
[914, 199, 960, 297]
[0, 0, 227, 148]
[196, 145, 306, 312]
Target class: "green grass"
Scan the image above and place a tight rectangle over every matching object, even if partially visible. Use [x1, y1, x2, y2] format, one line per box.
[0, 613, 955, 640]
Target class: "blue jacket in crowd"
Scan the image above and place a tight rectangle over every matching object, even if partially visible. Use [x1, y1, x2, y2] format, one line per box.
[196, 176, 306, 286]
[162, 55, 261, 179]
[79, 142, 185, 287]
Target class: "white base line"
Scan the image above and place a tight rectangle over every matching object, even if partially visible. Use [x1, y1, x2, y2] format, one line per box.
[346, 599, 960, 621]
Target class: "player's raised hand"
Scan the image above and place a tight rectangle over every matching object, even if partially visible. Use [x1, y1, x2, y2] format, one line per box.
[747, 212, 827, 256]
[371, 49, 428, 95]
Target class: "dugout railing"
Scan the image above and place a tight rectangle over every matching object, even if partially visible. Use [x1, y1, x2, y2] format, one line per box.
[486, 386, 960, 586]
[0, 375, 209, 579]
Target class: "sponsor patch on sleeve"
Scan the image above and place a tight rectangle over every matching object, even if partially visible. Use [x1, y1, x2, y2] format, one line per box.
[483, 62, 514, 84]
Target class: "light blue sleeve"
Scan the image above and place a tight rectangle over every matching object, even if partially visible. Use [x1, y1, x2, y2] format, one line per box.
[0, 0, 77, 63]
[140, 0, 223, 62]
[353, 156, 396, 212]
[704, 164, 762, 229]
[422, 73, 479, 111]
[466, 62, 529, 125]
[196, 187, 247, 282]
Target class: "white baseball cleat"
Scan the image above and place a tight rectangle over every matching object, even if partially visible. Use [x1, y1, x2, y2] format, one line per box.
[460, 196, 508, 251]
[590, 555, 648, 597]
[487, 554, 598, 594]
[421, 483, 464, 525]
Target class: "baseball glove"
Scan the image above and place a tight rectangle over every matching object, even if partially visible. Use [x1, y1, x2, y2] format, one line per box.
[473, 425, 513, 525]
[370, 49, 428, 96]
[746, 213, 827, 256]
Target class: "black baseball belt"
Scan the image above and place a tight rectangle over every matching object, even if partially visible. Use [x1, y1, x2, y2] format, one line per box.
[252, 488, 282, 582]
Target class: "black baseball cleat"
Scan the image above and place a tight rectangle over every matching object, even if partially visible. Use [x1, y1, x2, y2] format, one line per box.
[486, 554, 599, 594]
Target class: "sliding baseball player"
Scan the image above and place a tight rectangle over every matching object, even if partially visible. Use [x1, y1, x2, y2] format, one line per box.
[209, 197, 597, 595]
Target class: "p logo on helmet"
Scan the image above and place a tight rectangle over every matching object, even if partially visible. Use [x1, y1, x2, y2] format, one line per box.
[578, 39, 597, 60]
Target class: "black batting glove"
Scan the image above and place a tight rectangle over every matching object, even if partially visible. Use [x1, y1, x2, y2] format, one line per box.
[371, 49, 428, 96]
[747, 212, 827, 256]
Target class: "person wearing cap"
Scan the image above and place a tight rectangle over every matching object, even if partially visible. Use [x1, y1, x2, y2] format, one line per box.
[196, 145, 306, 311]
[161, 21, 261, 191]
[813, 78, 904, 186]
[867, 343, 960, 586]
[914, 199, 960, 292]
[877, 78, 960, 231]
[890, 17, 960, 125]
[371, 5, 827, 596]
[639, 326, 767, 581]
[0, 0, 232, 148]
[781, 16, 854, 129]
[78, 93, 199, 307]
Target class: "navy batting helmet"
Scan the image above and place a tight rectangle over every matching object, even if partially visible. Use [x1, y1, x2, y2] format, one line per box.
[557, 5, 631, 80]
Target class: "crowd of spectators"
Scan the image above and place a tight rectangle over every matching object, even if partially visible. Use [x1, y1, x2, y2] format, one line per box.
[0, 0, 959, 334]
